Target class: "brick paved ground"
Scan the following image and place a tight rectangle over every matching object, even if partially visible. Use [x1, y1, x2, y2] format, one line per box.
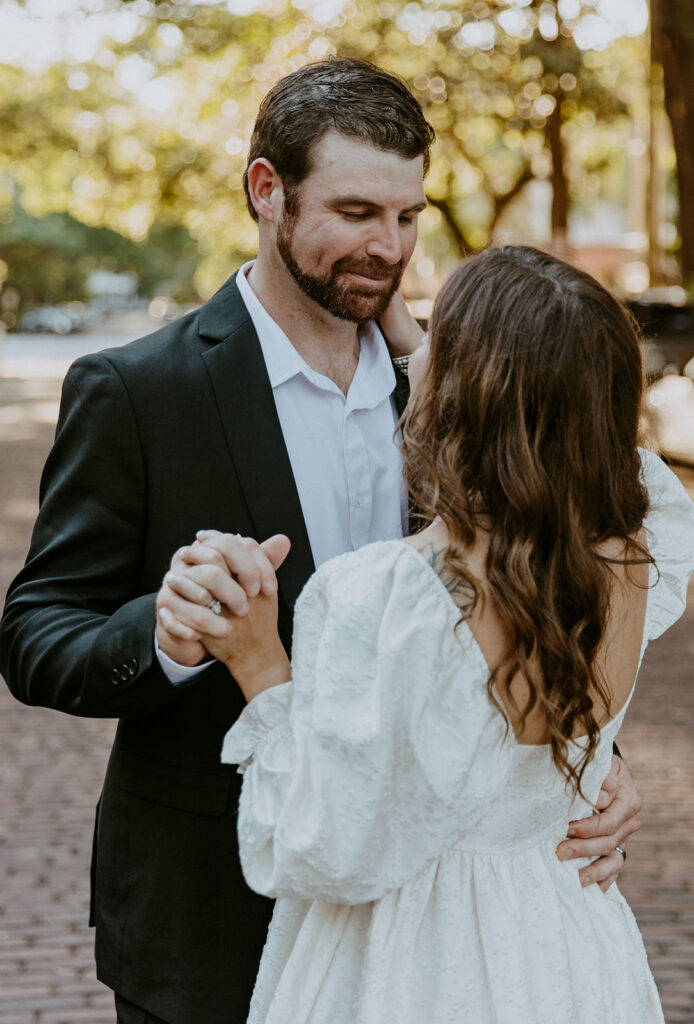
[0, 379, 116, 1024]
[0, 375, 693, 1024]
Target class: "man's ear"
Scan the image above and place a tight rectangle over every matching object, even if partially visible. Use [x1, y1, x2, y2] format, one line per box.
[247, 158, 282, 222]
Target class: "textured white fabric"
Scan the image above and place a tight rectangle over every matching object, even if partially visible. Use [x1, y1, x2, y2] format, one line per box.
[222, 449, 694, 1024]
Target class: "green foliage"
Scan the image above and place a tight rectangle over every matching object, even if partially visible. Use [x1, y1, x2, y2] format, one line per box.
[0, 0, 648, 313]
[0, 198, 199, 320]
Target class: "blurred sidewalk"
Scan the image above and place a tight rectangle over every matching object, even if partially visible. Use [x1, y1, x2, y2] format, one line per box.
[0, 312, 164, 379]
[0, 352, 693, 1023]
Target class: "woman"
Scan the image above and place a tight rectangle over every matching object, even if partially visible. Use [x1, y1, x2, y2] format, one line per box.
[183, 248, 694, 1021]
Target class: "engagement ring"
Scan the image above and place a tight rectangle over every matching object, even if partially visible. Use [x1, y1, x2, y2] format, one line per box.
[207, 599, 223, 615]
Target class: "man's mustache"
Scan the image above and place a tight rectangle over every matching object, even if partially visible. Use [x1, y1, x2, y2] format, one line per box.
[332, 256, 403, 281]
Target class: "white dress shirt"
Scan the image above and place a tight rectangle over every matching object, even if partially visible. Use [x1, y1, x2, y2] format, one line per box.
[158, 261, 407, 683]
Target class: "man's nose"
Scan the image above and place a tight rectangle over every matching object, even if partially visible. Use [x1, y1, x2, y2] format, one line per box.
[365, 220, 403, 265]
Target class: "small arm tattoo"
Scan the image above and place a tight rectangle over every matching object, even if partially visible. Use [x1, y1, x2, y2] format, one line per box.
[420, 542, 476, 614]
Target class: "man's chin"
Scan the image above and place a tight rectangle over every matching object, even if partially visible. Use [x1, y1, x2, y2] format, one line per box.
[332, 286, 397, 324]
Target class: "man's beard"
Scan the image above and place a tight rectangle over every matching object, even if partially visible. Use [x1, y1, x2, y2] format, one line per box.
[276, 206, 403, 324]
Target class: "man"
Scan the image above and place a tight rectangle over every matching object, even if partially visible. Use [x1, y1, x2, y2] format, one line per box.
[0, 58, 641, 1024]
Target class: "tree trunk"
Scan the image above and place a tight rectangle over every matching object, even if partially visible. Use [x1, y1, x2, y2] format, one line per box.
[545, 91, 569, 254]
[425, 195, 467, 256]
[488, 166, 534, 239]
[652, 0, 694, 285]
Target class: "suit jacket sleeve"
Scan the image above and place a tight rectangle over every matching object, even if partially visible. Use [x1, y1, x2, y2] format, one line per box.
[0, 352, 204, 717]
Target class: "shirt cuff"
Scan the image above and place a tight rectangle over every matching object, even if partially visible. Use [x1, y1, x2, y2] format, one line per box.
[154, 631, 215, 685]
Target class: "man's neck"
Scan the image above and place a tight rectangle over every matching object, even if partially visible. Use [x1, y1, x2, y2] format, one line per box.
[247, 253, 360, 394]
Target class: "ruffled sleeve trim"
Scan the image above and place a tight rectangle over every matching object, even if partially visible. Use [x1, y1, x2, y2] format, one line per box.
[221, 681, 292, 773]
[640, 448, 694, 642]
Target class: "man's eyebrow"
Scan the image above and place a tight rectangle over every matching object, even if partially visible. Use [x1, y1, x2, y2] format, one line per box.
[329, 197, 428, 214]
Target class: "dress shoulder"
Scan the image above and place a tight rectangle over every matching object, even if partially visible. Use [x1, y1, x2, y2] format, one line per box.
[293, 539, 449, 633]
[301, 539, 416, 591]
[640, 447, 694, 641]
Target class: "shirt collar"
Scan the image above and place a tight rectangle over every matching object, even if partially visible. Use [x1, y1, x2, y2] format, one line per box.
[236, 261, 309, 389]
[236, 260, 396, 409]
[349, 319, 397, 411]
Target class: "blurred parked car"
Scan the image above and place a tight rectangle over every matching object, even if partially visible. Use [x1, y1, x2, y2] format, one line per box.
[627, 294, 694, 377]
[86, 270, 138, 313]
[18, 302, 103, 334]
[19, 305, 81, 334]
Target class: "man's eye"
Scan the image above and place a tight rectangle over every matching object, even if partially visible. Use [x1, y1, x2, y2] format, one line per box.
[399, 216, 416, 226]
[342, 212, 370, 221]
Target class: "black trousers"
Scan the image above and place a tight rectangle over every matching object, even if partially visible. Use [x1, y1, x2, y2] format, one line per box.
[115, 993, 169, 1024]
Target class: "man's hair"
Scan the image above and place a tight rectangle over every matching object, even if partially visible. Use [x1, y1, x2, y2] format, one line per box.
[243, 57, 435, 221]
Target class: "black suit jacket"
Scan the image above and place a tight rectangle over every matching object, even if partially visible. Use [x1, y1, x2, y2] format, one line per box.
[0, 273, 410, 1024]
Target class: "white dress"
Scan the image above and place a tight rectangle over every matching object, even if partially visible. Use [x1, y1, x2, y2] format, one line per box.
[222, 449, 694, 1024]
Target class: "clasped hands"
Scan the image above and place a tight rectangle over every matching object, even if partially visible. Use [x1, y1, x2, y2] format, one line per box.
[156, 529, 292, 702]
[156, 529, 642, 891]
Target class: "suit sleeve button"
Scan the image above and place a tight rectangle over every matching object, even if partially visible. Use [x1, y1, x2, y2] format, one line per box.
[119, 666, 130, 683]
[111, 668, 122, 685]
[128, 658, 138, 676]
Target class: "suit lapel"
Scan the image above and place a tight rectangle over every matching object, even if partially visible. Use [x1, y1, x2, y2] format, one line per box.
[199, 274, 315, 611]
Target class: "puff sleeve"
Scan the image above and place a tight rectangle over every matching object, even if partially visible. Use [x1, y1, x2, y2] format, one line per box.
[221, 542, 511, 905]
[640, 448, 694, 642]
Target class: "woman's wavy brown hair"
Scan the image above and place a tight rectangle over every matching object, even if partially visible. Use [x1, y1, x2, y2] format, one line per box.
[402, 246, 652, 794]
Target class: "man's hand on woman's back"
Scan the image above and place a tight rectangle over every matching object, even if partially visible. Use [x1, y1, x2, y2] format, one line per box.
[556, 755, 642, 892]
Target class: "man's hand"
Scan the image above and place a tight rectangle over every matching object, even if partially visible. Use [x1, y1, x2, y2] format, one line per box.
[556, 755, 642, 892]
[156, 531, 289, 667]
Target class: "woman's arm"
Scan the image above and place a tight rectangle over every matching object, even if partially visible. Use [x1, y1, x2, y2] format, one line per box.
[378, 291, 426, 356]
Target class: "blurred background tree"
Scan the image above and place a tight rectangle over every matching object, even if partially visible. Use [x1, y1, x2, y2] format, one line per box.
[0, 0, 683, 322]
[652, 0, 694, 288]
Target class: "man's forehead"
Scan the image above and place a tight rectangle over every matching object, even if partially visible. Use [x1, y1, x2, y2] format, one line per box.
[307, 131, 426, 202]
[308, 131, 422, 175]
